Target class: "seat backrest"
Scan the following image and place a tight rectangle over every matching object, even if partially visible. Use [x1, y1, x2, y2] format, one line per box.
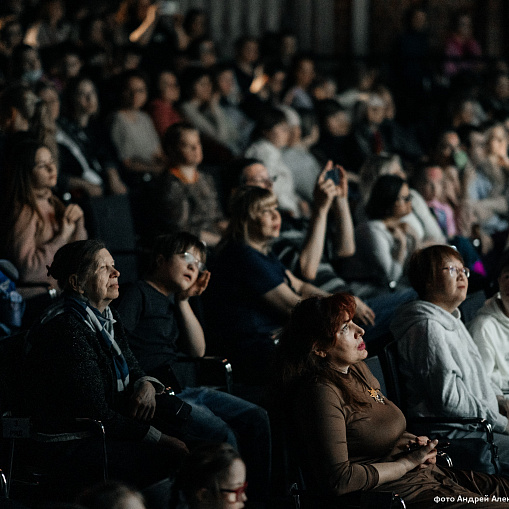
[82, 195, 139, 282]
[380, 338, 406, 412]
[0, 333, 26, 415]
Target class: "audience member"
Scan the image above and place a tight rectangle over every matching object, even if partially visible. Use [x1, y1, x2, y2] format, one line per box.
[179, 66, 239, 155]
[115, 232, 270, 504]
[373, 84, 424, 164]
[146, 69, 182, 140]
[312, 99, 354, 173]
[8, 44, 46, 85]
[241, 61, 287, 122]
[21, 240, 188, 488]
[77, 481, 146, 509]
[0, 140, 87, 300]
[349, 92, 388, 172]
[58, 76, 127, 197]
[349, 175, 417, 292]
[390, 245, 509, 472]
[204, 186, 327, 384]
[28, 0, 72, 49]
[358, 154, 446, 246]
[214, 63, 254, 153]
[148, 122, 226, 246]
[469, 252, 509, 394]
[109, 70, 166, 187]
[283, 54, 316, 111]
[232, 36, 259, 100]
[280, 106, 320, 203]
[238, 159, 415, 341]
[0, 19, 24, 80]
[245, 107, 306, 218]
[470, 123, 509, 236]
[444, 10, 482, 78]
[187, 36, 217, 69]
[483, 72, 509, 121]
[273, 292, 509, 507]
[171, 443, 248, 509]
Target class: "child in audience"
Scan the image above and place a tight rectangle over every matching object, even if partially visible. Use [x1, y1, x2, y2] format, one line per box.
[171, 443, 247, 509]
[115, 232, 270, 504]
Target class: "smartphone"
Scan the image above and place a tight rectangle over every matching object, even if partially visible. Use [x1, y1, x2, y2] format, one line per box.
[159, 0, 179, 16]
[325, 167, 340, 185]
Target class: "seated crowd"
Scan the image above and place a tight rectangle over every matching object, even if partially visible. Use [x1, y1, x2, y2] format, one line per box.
[3, 2, 509, 508]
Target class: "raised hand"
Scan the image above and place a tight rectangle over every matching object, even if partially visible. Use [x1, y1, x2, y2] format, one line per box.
[177, 270, 211, 301]
[313, 160, 339, 212]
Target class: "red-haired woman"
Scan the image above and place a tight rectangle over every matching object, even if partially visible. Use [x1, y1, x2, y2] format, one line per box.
[275, 292, 509, 508]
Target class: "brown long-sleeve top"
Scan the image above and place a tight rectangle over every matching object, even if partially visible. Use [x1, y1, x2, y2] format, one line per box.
[291, 362, 406, 497]
[290, 361, 509, 508]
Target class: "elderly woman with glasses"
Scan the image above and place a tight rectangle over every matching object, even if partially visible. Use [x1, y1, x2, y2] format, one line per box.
[391, 244, 509, 473]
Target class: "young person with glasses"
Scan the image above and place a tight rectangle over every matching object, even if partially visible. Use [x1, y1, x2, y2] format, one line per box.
[115, 232, 271, 505]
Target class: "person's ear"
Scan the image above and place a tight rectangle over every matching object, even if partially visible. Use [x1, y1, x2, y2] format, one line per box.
[69, 274, 83, 294]
[312, 345, 327, 359]
[156, 253, 165, 268]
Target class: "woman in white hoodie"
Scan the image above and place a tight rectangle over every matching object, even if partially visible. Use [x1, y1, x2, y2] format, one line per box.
[390, 245, 509, 473]
[469, 254, 509, 394]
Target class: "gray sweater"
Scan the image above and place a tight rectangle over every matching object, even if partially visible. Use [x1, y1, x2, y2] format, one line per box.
[390, 300, 508, 433]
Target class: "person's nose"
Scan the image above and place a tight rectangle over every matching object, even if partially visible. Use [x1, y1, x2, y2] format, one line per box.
[111, 267, 120, 278]
[355, 324, 365, 337]
[187, 260, 198, 272]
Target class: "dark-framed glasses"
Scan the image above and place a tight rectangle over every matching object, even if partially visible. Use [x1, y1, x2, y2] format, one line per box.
[182, 251, 206, 272]
[220, 481, 248, 503]
[443, 266, 470, 278]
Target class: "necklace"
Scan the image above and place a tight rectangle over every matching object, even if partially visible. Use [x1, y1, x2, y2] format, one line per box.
[367, 387, 386, 404]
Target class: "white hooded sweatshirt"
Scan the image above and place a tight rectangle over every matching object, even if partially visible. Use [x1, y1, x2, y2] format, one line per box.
[390, 299, 507, 434]
[468, 293, 509, 394]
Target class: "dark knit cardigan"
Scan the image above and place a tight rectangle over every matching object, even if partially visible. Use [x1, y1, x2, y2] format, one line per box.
[21, 307, 151, 441]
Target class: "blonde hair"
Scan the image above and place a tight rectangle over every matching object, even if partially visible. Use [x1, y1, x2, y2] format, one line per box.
[224, 186, 277, 245]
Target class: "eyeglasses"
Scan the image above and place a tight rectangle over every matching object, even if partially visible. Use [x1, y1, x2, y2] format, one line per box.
[442, 266, 470, 278]
[181, 252, 206, 272]
[220, 482, 248, 503]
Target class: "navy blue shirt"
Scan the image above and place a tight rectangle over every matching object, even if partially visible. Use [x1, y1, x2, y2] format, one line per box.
[205, 241, 287, 342]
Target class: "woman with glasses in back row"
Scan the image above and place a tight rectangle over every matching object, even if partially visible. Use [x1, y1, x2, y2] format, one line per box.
[391, 245, 509, 473]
